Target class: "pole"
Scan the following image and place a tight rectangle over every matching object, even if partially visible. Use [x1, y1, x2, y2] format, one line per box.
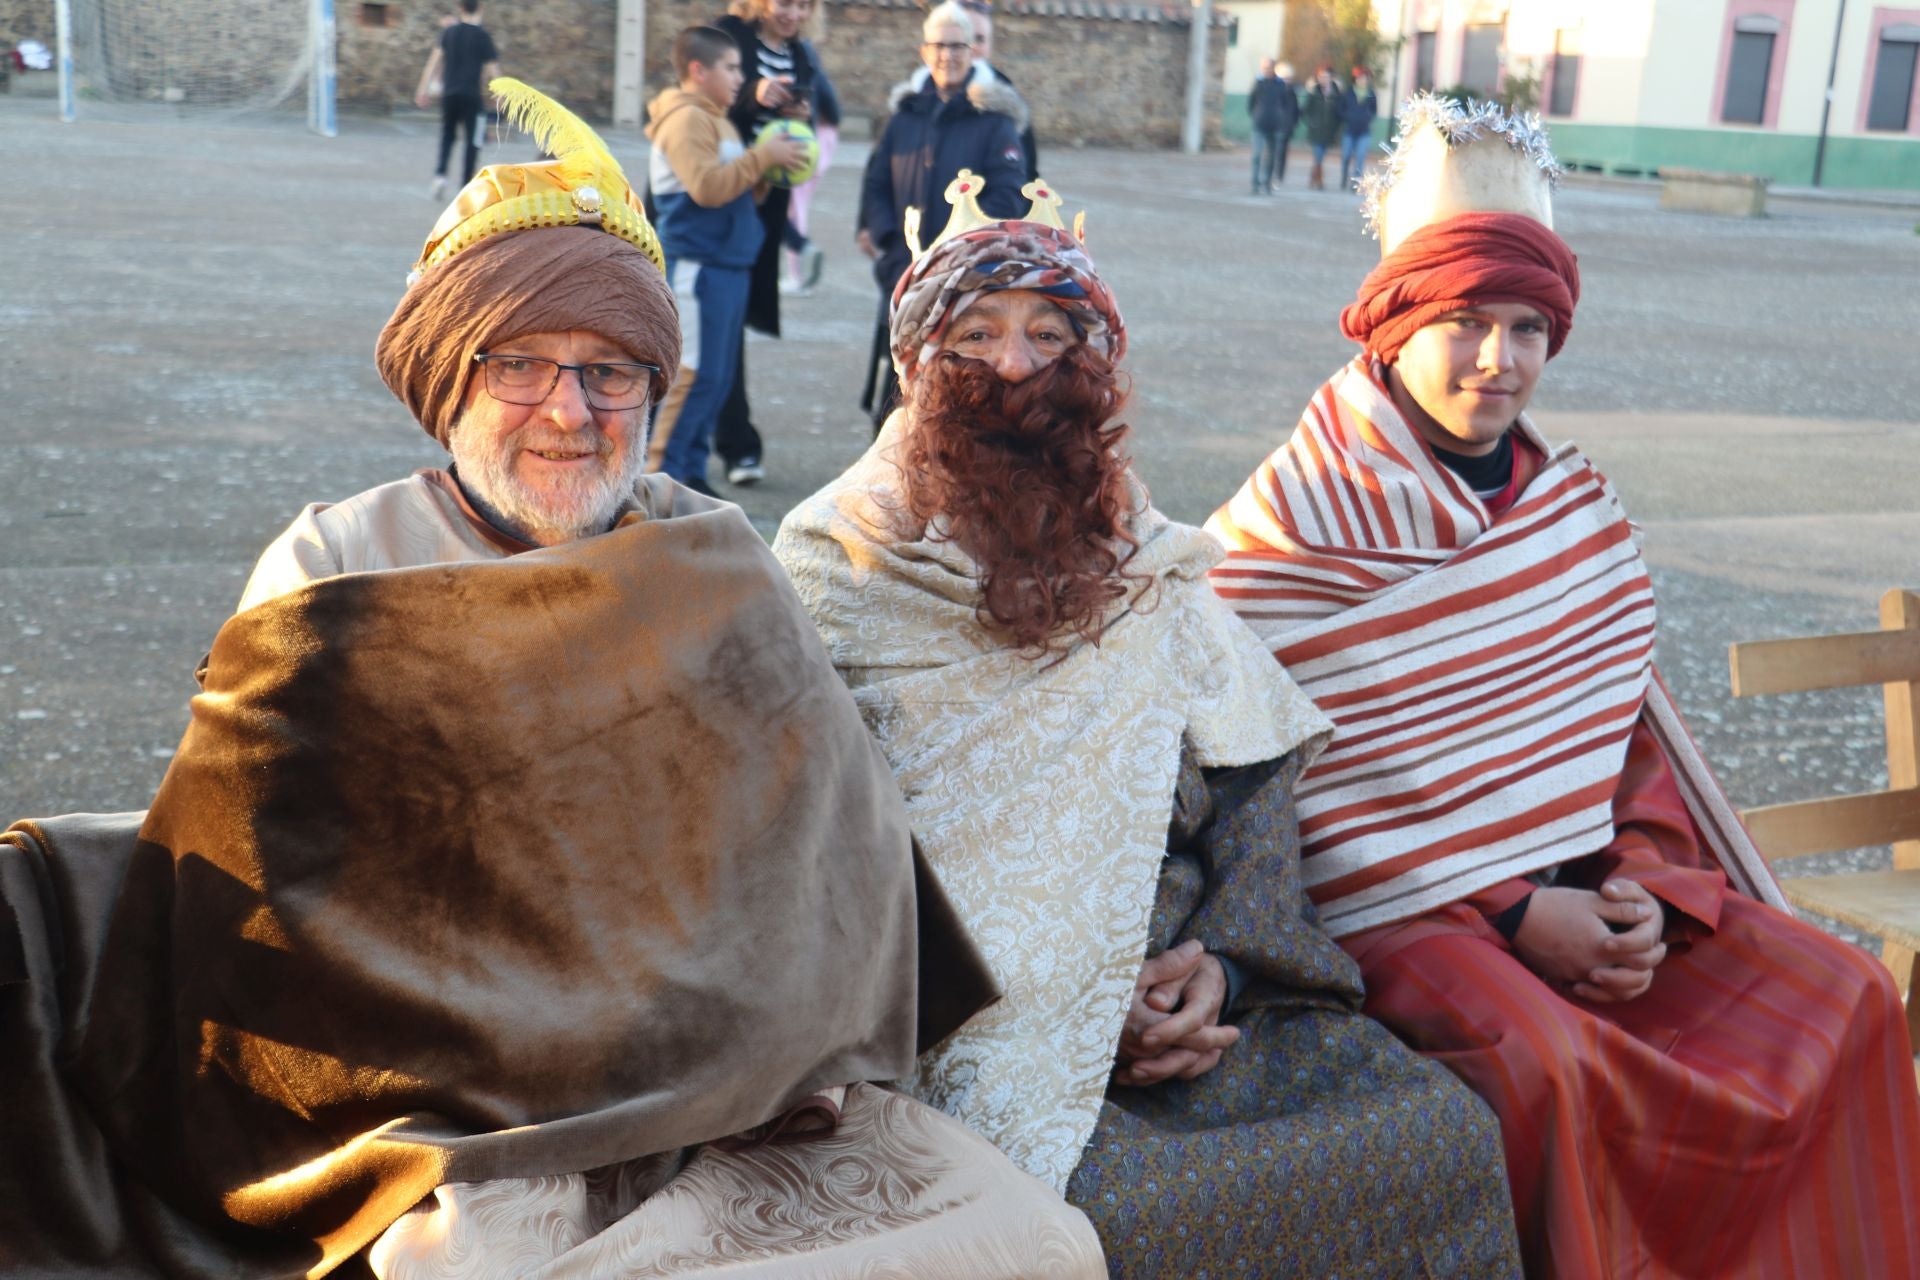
[1811, 0, 1847, 186]
[615, 0, 646, 128]
[1389, 0, 1409, 107]
[54, 0, 75, 122]
[1182, 0, 1213, 153]
[310, 0, 337, 137]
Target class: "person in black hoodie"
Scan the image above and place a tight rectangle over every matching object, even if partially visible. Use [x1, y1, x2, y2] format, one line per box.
[710, 0, 820, 486]
[856, 1, 1028, 433]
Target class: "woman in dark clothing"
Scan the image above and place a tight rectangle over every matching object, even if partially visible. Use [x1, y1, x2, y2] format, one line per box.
[711, 0, 820, 486]
[1300, 64, 1343, 192]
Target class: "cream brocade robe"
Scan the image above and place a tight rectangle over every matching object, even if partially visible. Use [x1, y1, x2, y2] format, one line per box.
[773, 419, 1333, 1192]
[237, 468, 1107, 1280]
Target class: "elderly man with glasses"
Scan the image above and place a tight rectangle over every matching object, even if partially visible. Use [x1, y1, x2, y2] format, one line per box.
[857, 0, 1029, 432]
[0, 83, 1122, 1279]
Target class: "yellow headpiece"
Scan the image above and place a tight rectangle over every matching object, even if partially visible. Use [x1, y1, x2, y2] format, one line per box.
[408, 77, 665, 283]
[903, 170, 1089, 261]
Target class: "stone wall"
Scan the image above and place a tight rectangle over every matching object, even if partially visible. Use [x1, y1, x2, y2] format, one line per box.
[0, 0, 52, 45]
[641, 0, 1230, 149]
[337, 0, 618, 118]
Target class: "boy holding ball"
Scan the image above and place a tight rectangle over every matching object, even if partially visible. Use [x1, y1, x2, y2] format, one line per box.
[645, 26, 810, 493]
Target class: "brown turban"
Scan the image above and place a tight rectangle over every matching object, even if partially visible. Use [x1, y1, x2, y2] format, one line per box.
[375, 226, 680, 444]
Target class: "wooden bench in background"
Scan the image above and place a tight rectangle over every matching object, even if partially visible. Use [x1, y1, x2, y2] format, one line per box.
[1729, 587, 1920, 1052]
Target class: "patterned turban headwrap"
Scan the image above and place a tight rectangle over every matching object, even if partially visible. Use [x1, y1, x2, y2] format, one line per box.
[889, 221, 1126, 386]
[375, 226, 680, 445]
[1340, 211, 1580, 364]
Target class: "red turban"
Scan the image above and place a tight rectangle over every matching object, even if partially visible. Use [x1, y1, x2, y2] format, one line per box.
[1340, 212, 1580, 364]
[375, 226, 679, 445]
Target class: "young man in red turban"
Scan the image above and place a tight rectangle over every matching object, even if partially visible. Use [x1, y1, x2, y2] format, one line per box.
[1207, 97, 1920, 1279]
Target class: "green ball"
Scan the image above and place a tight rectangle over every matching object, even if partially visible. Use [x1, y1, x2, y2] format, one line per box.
[752, 119, 820, 188]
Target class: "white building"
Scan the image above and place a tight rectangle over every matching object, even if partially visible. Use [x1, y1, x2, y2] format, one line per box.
[1379, 0, 1920, 189]
[1220, 0, 1291, 141]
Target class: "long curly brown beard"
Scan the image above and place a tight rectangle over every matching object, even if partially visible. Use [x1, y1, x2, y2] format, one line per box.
[897, 343, 1142, 657]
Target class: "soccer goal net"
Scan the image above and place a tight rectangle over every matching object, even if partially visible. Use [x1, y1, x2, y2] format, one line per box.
[57, 0, 335, 132]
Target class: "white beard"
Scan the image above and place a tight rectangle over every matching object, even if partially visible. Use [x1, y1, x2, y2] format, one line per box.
[447, 415, 646, 546]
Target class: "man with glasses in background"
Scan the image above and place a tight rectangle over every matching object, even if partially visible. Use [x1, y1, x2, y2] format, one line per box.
[857, 1, 1028, 432]
[906, 0, 1039, 179]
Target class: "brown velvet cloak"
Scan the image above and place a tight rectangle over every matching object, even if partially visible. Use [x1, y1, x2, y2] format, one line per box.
[0, 501, 992, 1278]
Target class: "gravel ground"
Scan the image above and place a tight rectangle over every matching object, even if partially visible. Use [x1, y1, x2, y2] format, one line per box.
[4, 101, 1917, 946]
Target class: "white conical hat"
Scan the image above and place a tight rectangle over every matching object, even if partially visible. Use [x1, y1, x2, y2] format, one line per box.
[1359, 94, 1563, 256]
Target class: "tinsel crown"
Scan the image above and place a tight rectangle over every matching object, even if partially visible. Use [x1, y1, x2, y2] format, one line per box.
[1358, 93, 1563, 254]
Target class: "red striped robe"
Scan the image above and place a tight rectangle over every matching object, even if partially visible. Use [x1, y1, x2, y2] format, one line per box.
[1206, 357, 1920, 1277]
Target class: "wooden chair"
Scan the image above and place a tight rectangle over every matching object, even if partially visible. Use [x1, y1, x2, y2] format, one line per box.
[1728, 587, 1920, 1053]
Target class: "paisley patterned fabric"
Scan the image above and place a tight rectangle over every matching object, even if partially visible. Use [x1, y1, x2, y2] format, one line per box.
[771, 415, 1332, 1193]
[1065, 749, 1523, 1278]
[371, 1083, 1105, 1278]
[889, 220, 1124, 386]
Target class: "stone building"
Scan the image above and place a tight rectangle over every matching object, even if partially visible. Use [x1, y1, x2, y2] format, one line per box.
[4, 0, 1231, 149]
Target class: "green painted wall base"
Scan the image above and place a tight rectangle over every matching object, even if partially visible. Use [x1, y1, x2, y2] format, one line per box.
[1544, 121, 1920, 191]
[1223, 93, 1250, 142]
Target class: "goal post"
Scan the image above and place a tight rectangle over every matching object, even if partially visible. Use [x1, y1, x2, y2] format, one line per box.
[308, 0, 337, 137]
[53, 0, 337, 136]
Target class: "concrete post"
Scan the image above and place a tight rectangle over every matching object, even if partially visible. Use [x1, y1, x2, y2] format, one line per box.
[55, 0, 74, 122]
[615, 0, 646, 128]
[1182, 0, 1212, 153]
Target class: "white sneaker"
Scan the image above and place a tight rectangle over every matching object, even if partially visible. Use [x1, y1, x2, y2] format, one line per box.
[727, 457, 766, 486]
[779, 275, 809, 296]
[429, 174, 447, 200]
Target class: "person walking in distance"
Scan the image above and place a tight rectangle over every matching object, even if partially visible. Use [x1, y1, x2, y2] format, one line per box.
[415, 0, 499, 199]
[1300, 64, 1340, 191]
[1248, 57, 1298, 194]
[1338, 66, 1379, 190]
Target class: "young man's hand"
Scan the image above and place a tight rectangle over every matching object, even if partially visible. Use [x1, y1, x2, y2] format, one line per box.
[1513, 881, 1667, 1003]
[1114, 940, 1239, 1087]
[761, 134, 811, 173]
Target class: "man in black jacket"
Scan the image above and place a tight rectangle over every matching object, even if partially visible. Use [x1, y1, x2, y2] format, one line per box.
[856, 1, 1027, 432]
[906, 1, 1040, 181]
[1248, 57, 1298, 194]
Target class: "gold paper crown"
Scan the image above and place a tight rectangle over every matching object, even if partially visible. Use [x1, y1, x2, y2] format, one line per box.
[904, 171, 1088, 261]
[408, 77, 665, 282]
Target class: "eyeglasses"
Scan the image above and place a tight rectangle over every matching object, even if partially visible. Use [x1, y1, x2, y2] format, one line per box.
[922, 41, 970, 54]
[472, 353, 660, 411]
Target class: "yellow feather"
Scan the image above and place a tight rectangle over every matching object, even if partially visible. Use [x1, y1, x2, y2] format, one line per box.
[489, 76, 626, 192]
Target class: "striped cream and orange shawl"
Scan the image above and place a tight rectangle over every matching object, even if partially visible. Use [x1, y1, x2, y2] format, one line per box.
[1207, 357, 1784, 937]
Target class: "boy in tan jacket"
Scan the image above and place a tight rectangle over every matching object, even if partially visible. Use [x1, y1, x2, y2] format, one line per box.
[644, 26, 809, 493]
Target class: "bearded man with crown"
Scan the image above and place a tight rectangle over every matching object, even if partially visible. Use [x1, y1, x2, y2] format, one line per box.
[1206, 95, 1920, 1278]
[0, 83, 1109, 1279]
[772, 171, 1523, 1277]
